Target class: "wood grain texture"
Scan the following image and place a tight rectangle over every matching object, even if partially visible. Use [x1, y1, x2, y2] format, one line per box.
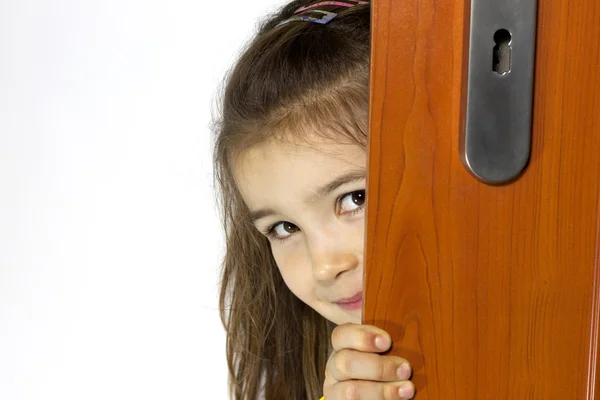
[364, 0, 600, 397]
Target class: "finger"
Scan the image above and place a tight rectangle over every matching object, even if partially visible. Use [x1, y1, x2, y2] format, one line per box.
[331, 323, 393, 353]
[328, 349, 412, 382]
[325, 380, 415, 400]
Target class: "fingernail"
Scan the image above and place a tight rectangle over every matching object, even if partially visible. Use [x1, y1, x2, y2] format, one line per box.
[397, 362, 411, 380]
[375, 335, 390, 350]
[398, 383, 414, 398]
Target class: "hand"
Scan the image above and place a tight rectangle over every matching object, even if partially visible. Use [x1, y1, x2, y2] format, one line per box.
[323, 323, 415, 399]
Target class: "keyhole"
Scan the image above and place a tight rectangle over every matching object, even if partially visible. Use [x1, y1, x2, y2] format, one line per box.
[493, 29, 512, 75]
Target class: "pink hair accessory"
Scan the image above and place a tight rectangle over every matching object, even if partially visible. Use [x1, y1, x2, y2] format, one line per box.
[294, 1, 368, 13]
[276, 10, 337, 27]
[275, 0, 368, 27]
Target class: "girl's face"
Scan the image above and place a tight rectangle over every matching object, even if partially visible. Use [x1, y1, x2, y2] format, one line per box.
[234, 135, 366, 325]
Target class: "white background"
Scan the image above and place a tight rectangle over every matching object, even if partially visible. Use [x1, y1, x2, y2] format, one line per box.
[0, 0, 285, 398]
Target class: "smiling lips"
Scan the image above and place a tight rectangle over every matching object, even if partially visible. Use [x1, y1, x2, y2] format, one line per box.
[334, 292, 363, 311]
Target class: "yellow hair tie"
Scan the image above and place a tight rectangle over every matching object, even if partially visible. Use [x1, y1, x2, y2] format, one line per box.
[320, 397, 325, 400]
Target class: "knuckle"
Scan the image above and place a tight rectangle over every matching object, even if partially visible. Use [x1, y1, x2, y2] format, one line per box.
[384, 383, 398, 399]
[331, 326, 344, 345]
[325, 353, 333, 372]
[334, 349, 353, 376]
[358, 328, 371, 347]
[376, 359, 386, 381]
[331, 323, 352, 345]
[342, 381, 359, 400]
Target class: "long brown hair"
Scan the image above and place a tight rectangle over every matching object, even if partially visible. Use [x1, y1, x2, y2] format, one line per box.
[212, 1, 370, 398]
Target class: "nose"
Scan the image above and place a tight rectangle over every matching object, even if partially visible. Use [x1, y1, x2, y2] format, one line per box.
[308, 236, 360, 282]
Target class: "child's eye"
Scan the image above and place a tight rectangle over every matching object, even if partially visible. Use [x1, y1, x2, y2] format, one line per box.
[265, 221, 299, 243]
[263, 190, 366, 243]
[338, 190, 366, 215]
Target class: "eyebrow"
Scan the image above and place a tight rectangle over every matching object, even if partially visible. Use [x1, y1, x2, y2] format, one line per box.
[248, 169, 366, 224]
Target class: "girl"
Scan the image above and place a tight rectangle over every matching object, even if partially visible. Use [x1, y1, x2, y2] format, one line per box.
[213, 1, 415, 398]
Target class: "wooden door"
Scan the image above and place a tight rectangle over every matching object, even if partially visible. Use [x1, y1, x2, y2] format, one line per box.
[364, 0, 600, 398]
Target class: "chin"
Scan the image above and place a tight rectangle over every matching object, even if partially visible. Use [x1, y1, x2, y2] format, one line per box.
[314, 303, 363, 325]
[348, 312, 362, 325]
[331, 311, 362, 326]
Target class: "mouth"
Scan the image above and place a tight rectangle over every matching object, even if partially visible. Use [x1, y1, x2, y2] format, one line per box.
[334, 292, 363, 311]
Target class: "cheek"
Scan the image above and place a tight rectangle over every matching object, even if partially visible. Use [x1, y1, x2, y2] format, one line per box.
[272, 246, 315, 301]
